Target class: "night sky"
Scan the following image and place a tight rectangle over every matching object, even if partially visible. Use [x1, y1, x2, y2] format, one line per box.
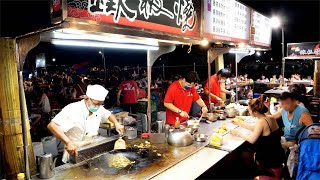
[241, 0, 320, 58]
[1, 0, 320, 79]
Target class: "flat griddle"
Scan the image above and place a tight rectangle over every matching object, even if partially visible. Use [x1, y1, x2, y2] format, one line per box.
[71, 147, 162, 177]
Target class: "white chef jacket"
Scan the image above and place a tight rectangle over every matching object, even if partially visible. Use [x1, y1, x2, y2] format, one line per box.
[52, 100, 111, 142]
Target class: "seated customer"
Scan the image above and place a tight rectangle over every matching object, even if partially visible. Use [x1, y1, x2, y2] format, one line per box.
[231, 95, 285, 178]
[270, 92, 313, 148]
[288, 84, 307, 108]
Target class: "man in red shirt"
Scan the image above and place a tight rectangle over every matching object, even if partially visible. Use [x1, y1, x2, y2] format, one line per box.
[164, 71, 208, 125]
[117, 73, 139, 113]
[203, 69, 234, 107]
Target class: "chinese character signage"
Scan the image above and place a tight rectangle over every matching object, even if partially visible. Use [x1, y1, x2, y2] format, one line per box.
[287, 42, 320, 58]
[250, 10, 271, 47]
[203, 0, 250, 43]
[51, 0, 67, 24]
[67, 0, 200, 37]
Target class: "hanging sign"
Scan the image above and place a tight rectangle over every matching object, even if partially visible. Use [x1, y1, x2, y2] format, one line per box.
[287, 42, 320, 58]
[250, 10, 272, 47]
[203, 0, 251, 43]
[67, 0, 200, 37]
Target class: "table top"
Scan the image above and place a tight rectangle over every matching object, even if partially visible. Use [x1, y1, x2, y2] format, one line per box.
[264, 87, 313, 94]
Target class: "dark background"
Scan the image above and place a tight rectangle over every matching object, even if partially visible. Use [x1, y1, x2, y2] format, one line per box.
[1, 0, 319, 80]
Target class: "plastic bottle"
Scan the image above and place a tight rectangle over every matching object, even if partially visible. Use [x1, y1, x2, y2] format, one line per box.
[174, 117, 180, 129]
[17, 173, 25, 180]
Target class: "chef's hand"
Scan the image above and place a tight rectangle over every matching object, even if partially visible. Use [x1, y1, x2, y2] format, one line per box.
[201, 106, 208, 115]
[230, 129, 241, 137]
[180, 111, 189, 118]
[115, 122, 125, 135]
[219, 100, 226, 108]
[65, 142, 78, 157]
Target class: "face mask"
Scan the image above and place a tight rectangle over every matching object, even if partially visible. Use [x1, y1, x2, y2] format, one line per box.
[87, 99, 101, 112]
[88, 105, 100, 113]
[184, 85, 192, 90]
[219, 79, 226, 83]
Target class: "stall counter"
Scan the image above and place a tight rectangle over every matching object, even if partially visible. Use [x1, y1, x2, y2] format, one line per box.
[32, 116, 256, 180]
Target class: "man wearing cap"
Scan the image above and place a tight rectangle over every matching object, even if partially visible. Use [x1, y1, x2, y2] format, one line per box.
[48, 85, 124, 162]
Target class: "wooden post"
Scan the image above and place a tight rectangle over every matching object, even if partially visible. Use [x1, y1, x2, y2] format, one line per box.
[0, 37, 36, 178]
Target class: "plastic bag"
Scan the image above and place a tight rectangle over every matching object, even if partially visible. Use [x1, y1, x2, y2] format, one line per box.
[287, 144, 299, 178]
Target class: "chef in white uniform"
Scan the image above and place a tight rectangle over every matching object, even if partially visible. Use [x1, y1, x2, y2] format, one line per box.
[48, 84, 124, 162]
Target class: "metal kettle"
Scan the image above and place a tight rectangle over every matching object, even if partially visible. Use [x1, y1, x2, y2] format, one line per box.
[37, 153, 57, 179]
[167, 127, 194, 147]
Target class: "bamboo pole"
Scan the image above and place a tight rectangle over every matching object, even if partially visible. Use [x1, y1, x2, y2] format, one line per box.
[0, 38, 36, 179]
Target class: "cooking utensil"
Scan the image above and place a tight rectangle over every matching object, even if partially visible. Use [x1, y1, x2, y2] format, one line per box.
[198, 114, 204, 122]
[114, 134, 126, 150]
[194, 134, 208, 142]
[37, 153, 56, 179]
[167, 127, 194, 147]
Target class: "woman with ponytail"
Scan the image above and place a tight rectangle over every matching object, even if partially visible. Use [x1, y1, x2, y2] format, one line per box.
[231, 94, 285, 179]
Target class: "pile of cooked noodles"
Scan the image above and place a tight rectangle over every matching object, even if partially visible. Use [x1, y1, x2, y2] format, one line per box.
[108, 155, 135, 168]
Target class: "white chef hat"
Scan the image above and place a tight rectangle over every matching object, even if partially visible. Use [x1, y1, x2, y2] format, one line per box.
[86, 84, 109, 101]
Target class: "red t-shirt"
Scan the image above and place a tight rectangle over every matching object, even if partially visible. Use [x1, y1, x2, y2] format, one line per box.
[164, 81, 200, 125]
[119, 80, 139, 104]
[202, 74, 221, 106]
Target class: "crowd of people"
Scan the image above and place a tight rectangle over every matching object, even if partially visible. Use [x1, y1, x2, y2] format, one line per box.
[256, 74, 314, 85]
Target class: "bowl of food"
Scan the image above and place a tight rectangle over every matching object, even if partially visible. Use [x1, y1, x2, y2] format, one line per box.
[194, 134, 208, 142]
[187, 124, 200, 134]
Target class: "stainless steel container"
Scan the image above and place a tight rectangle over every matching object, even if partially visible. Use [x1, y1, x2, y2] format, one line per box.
[126, 127, 137, 140]
[37, 153, 56, 179]
[157, 120, 164, 133]
[168, 127, 194, 147]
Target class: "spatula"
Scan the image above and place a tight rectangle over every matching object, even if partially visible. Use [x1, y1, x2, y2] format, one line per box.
[114, 133, 126, 150]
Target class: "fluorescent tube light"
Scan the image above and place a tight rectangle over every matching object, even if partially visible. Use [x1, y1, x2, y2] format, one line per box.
[51, 39, 159, 50]
[53, 31, 158, 46]
[229, 48, 250, 54]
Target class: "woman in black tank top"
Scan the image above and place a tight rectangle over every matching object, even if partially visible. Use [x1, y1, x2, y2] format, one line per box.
[231, 95, 285, 177]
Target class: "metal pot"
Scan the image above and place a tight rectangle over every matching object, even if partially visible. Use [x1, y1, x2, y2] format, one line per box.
[207, 113, 218, 121]
[168, 127, 194, 147]
[224, 107, 237, 118]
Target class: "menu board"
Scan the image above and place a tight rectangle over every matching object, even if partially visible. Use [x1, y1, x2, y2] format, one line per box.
[250, 10, 272, 47]
[203, 0, 250, 43]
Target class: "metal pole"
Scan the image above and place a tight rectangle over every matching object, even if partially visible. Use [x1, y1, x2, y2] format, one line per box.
[207, 50, 212, 112]
[235, 55, 238, 102]
[162, 64, 165, 79]
[102, 52, 107, 84]
[147, 51, 152, 133]
[193, 62, 196, 72]
[18, 71, 30, 180]
[281, 27, 285, 80]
